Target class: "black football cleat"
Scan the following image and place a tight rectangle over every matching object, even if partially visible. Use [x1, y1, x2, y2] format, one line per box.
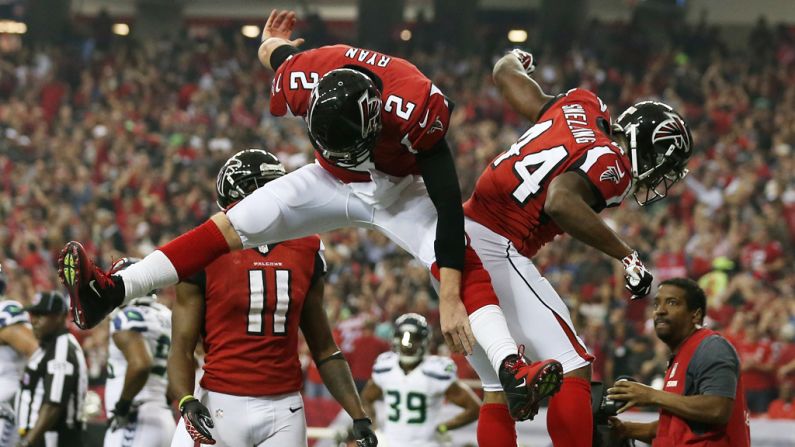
[499, 345, 564, 421]
[58, 241, 124, 329]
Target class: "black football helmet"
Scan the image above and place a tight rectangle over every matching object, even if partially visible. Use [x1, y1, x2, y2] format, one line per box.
[216, 149, 285, 209]
[393, 313, 430, 366]
[615, 101, 693, 206]
[306, 68, 382, 168]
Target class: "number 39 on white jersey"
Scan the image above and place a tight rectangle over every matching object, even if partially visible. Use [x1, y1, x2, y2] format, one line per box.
[371, 352, 456, 447]
[105, 300, 172, 416]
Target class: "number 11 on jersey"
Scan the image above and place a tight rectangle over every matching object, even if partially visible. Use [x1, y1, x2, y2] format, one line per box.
[248, 269, 291, 336]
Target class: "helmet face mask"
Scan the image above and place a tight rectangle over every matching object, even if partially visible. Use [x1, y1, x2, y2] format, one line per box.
[393, 313, 430, 367]
[616, 101, 693, 206]
[307, 68, 382, 169]
[216, 149, 286, 209]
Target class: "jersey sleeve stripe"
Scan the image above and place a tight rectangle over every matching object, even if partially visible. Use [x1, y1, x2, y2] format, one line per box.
[577, 146, 614, 172]
[421, 371, 452, 381]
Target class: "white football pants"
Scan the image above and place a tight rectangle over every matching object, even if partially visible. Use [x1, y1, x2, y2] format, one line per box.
[465, 218, 593, 392]
[227, 162, 438, 269]
[103, 401, 175, 447]
[170, 389, 306, 447]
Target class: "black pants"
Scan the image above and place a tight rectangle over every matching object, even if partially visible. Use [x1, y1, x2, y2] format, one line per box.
[30, 428, 83, 447]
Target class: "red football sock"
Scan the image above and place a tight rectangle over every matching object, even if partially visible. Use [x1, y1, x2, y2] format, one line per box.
[477, 403, 517, 447]
[158, 218, 230, 280]
[548, 377, 593, 447]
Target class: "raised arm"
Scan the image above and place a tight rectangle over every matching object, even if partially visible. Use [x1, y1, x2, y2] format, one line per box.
[258, 9, 305, 71]
[492, 50, 554, 122]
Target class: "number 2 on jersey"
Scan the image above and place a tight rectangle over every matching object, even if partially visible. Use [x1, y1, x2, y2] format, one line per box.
[492, 120, 569, 204]
[247, 269, 291, 336]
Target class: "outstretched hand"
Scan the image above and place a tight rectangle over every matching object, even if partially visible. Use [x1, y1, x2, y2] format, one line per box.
[262, 9, 305, 47]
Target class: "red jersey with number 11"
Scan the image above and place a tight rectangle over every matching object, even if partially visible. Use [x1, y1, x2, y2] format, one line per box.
[190, 236, 324, 396]
[464, 88, 632, 258]
[270, 45, 451, 182]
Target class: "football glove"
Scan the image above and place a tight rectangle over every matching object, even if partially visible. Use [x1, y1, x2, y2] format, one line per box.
[510, 48, 536, 75]
[108, 399, 138, 431]
[435, 423, 453, 444]
[352, 418, 378, 447]
[180, 396, 216, 445]
[622, 251, 653, 299]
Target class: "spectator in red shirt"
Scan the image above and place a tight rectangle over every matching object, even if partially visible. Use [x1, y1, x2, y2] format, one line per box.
[347, 318, 390, 392]
[767, 382, 795, 420]
[775, 326, 795, 389]
[740, 226, 785, 281]
[736, 321, 777, 414]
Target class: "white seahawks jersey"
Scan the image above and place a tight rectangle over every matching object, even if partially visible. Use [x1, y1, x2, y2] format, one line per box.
[371, 352, 457, 447]
[105, 301, 171, 417]
[0, 300, 31, 402]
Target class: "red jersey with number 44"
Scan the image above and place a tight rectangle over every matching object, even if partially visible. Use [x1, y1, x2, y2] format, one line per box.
[192, 236, 325, 396]
[270, 45, 451, 182]
[464, 88, 632, 258]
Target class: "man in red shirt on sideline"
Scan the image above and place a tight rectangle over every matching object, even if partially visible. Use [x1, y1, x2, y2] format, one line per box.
[607, 278, 750, 446]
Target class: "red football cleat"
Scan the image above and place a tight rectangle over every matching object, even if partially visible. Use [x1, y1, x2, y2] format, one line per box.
[498, 346, 564, 421]
[58, 241, 124, 330]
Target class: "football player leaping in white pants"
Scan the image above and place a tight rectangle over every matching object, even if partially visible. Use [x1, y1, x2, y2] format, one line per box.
[461, 49, 693, 446]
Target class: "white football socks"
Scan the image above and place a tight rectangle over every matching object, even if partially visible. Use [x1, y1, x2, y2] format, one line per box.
[469, 304, 519, 373]
[116, 250, 179, 304]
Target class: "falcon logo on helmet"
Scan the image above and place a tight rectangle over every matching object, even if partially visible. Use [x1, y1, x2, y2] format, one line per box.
[615, 101, 693, 206]
[358, 90, 382, 139]
[216, 149, 285, 210]
[652, 112, 692, 154]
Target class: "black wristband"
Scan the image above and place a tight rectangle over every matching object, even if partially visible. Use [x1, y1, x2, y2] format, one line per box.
[270, 44, 300, 70]
[114, 398, 132, 414]
[315, 350, 345, 367]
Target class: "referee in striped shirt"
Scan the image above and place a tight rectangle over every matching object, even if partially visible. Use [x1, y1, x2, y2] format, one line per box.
[15, 291, 87, 447]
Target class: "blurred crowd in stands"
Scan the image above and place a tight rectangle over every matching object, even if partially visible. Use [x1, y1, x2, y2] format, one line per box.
[1, 12, 794, 419]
